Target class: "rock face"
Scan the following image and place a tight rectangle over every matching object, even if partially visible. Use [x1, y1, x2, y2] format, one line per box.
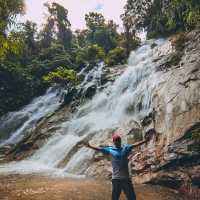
[86, 30, 200, 198]
[129, 30, 200, 198]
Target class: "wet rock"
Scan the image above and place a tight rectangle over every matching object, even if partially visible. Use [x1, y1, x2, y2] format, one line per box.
[84, 85, 96, 99]
[62, 87, 77, 105]
[3, 106, 72, 161]
[155, 51, 182, 72]
[101, 65, 127, 85]
[127, 128, 143, 144]
[0, 114, 29, 142]
[151, 43, 157, 49]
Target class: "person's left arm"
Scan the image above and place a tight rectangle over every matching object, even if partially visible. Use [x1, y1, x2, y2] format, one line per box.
[130, 139, 148, 148]
[128, 135, 151, 150]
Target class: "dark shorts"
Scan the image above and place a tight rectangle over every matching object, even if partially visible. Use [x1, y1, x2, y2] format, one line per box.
[112, 179, 136, 200]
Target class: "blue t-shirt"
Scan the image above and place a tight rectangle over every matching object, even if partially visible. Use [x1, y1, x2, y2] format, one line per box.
[101, 144, 133, 179]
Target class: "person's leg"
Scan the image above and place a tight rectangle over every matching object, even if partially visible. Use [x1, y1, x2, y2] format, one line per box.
[121, 179, 136, 200]
[112, 179, 122, 200]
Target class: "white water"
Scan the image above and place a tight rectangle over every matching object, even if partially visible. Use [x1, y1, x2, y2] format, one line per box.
[0, 88, 61, 147]
[78, 62, 104, 92]
[0, 39, 169, 176]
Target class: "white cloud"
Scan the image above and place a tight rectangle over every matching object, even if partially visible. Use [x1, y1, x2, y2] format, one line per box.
[21, 0, 126, 30]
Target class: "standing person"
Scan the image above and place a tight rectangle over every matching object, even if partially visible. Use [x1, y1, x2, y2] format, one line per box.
[86, 133, 149, 200]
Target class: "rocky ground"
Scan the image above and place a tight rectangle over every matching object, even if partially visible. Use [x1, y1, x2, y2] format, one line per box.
[0, 175, 184, 200]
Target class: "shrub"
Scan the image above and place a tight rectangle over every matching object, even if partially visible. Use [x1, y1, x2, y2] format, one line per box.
[76, 44, 105, 68]
[43, 67, 78, 86]
[105, 47, 127, 66]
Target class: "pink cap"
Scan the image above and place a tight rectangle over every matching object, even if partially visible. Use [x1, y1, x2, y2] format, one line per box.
[112, 133, 121, 141]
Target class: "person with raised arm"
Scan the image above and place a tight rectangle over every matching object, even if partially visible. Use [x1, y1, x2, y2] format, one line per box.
[86, 132, 149, 200]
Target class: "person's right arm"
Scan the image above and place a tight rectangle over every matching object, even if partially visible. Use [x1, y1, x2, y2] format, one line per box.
[86, 142, 102, 151]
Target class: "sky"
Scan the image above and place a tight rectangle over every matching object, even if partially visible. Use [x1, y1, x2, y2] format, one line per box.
[20, 0, 127, 30]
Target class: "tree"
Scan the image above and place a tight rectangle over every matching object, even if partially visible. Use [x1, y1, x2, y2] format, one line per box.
[121, 0, 149, 51]
[0, 0, 24, 32]
[85, 12, 105, 31]
[0, 0, 25, 60]
[75, 29, 90, 48]
[92, 27, 115, 52]
[22, 20, 38, 57]
[164, 0, 200, 31]
[105, 47, 127, 66]
[40, 17, 55, 49]
[122, 0, 200, 38]
[121, 0, 153, 30]
[85, 12, 120, 52]
[76, 44, 105, 68]
[52, 2, 72, 49]
[42, 2, 72, 50]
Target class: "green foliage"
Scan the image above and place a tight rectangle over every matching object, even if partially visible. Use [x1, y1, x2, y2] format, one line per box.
[0, 2, 134, 117]
[0, 62, 47, 116]
[50, 2, 72, 49]
[22, 21, 37, 55]
[122, 0, 200, 38]
[0, 0, 25, 61]
[85, 12, 105, 31]
[75, 29, 90, 48]
[39, 18, 55, 49]
[0, 0, 25, 32]
[92, 27, 117, 52]
[85, 12, 120, 52]
[76, 44, 105, 68]
[40, 2, 72, 49]
[0, 31, 24, 61]
[165, 0, 200, 31]
[43, 67, 78, 86]
[105, 47, 127, 66]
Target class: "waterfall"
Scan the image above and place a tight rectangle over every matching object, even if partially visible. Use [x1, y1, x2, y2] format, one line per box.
[0, 39, 169, 176]
[0, 88, 62, 147]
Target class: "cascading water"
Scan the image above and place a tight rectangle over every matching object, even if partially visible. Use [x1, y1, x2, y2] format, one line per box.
[0, 88, 62, 147]
[0, 39, 169, 176]
[78, 62, 104, 92]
